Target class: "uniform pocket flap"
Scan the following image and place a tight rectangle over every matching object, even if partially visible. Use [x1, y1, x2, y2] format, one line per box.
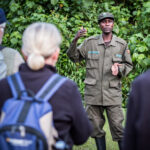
[87, 53, 99, 60]
[113, 55, 122, 63]
[109, 80, 120, 87]
[84, 78, 96, 85]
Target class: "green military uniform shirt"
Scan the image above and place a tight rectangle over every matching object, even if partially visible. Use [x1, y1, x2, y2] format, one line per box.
[67, 35, 133, 105]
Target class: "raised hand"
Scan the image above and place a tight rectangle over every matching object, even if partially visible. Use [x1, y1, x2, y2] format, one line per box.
[74, 26, 87, 41]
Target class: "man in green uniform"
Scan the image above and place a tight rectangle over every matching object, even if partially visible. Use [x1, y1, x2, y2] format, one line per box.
[67, 12, 133, 150]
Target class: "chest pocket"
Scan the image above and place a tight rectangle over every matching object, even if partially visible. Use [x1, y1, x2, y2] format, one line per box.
[86, 51, 100, 69]
[112, 54, 123, 63]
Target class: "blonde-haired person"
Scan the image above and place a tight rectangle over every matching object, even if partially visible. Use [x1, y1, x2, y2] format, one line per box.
[0, 8, 24, 76]
[0, 22, 92, 150]
[22, 22, 62, 70]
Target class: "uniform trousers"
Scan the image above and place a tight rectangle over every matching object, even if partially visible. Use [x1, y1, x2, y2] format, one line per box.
[86, 105, 124, 141]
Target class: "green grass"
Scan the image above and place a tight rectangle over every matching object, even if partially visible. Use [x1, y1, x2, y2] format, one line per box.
[74, 108, 126, 150]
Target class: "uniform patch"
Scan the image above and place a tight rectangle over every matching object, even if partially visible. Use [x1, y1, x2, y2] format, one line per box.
[88, 51, 100, 54]
[116, 54, 122, 58]
[126, 50, 130, 54]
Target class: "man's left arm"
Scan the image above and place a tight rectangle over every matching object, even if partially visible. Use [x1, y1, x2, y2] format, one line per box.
[118, 45, 133, 77]
[111, 44, 133, 77]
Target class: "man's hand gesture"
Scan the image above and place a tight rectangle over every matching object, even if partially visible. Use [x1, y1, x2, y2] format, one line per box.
[74, 26, 87, 42]
[111, 63, 122, 76]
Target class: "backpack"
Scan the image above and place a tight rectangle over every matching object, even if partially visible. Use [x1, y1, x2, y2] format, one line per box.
[0, 72, 68, 150]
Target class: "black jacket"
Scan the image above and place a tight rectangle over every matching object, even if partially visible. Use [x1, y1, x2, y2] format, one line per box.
[0, 63, 92, 149]
[123, 69, 150, 150]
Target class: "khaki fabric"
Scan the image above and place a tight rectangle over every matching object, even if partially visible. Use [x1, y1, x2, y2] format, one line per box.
[86, 105, 124, 141]
[1, 47, 24, 76]
[67, 35, 133, 105]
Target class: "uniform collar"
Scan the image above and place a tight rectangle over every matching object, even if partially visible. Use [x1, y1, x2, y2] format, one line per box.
[98, 34, 117, 47]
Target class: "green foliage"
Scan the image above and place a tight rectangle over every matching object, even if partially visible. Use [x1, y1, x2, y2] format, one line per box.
[1, 0, 150, 106]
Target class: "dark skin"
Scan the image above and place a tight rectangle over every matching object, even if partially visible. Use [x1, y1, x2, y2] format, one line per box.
[72, 18, 121, 76]
[99, 18, 122, 75]
[99, 18, 114, 42]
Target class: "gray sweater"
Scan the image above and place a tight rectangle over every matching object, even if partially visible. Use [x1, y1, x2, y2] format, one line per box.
[1, 46, 24, 76]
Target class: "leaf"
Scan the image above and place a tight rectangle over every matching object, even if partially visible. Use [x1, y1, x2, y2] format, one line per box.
[129, 36, 137, 43]
[10, 3, 20, 12]
[135, 33, 144, 39]
[137, 45, 148, 52]
[82, 0, 94, 8]
[51, 0, 58, 5]
[26, 1, 35, 8]
[113, 24, 119, 34]
[132, 53, 138, 62]
[143, 58, 150, 66]
[137, 54, 145, 62]
[144, 35, 150, 47]
[143, 2, 150, 8]
[10, 38, 18, 45]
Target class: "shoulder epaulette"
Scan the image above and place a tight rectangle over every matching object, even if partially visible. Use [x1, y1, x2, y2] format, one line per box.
[115, 36, 127, 45]
[85, 35, 100, 42]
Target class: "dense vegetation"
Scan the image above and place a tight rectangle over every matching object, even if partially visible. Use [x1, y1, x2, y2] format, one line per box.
[1, 0, 150, 106]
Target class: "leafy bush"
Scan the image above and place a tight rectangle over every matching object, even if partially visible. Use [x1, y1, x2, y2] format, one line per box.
[1, 0, 149, 106]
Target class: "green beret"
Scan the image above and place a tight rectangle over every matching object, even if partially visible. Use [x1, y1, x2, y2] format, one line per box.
[98, 12, 114, 23]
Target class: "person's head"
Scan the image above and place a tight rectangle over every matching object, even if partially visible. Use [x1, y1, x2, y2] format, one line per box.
[98, 12, 114, 34]
[0, 8, 7, 44]
[22, 22, 62, 70]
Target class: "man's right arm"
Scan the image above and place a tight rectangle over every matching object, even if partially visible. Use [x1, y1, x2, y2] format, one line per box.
[67, 27, 87, 62]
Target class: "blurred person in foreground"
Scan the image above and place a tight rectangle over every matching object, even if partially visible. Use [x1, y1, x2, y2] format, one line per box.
[67, 12, 133, 150]
[123, 69, 150, 150]
[0, 22, 92, 150]
[0, 51, 6, 80]
[0, 8, 24, 77]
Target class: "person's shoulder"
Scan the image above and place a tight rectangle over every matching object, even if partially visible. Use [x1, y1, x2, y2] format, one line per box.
[85, 35, 100, 42]
[2, 47, 21, 55]
[63, 76, 77, 89]
[133, 69, 150, 85]
[114, 36, 127, 45]
[59, 75, 79, 95]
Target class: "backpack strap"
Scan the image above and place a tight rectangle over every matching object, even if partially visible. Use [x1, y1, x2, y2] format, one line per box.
[7, 72, 27, 98]
[35, 74, 67, 102]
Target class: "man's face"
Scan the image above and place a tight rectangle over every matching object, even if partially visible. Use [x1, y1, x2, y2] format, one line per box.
[99, 18, 114, 34]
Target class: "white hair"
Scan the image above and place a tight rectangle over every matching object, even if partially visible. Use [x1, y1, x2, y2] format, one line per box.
[22, 22, 62, 70]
